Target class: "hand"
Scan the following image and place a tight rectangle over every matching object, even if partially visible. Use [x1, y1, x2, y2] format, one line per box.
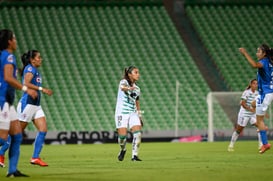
[239, 47, 247, 55]
[42, 88, 53, 96]
[128, 86, 135, 91]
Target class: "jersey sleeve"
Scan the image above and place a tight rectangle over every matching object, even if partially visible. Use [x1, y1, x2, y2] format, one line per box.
[24, 65, 36, 75]
[120, 79, 129, 87]
[4, 54, 16, 66]
[241, 90, 248, 100]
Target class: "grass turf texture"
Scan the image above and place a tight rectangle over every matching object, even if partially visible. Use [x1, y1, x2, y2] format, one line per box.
[1, 141, 273, 180]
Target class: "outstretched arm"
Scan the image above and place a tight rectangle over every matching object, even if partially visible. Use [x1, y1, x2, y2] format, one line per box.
[239, 48, 263, 68]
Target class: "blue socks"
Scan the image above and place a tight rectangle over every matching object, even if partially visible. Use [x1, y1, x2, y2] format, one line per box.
[260, 130, 268, 145]
[8, 133, 22, 174]
[0, 135, 10, 155]
[32, 132, 47, 158]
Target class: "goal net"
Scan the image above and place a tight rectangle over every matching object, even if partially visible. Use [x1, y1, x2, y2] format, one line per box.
[206, 92, 273, 142]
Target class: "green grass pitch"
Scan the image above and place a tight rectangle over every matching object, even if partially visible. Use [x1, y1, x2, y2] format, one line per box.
[1, 141, 273, 180]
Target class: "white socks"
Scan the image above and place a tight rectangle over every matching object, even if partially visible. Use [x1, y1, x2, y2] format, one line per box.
[229, 131, 239, 147]
[132, 131, 141, 157]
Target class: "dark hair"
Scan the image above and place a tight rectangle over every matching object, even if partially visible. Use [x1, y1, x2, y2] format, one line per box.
[0, 29, 14, 51]
[246, 78, 257, 90]
[20, 50, 39, 76]
[123, 65, 137, 86]
[259, 44, 273, 64]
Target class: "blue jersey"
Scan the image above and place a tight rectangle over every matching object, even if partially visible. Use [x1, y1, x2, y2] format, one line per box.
[257, 57, 273, 95]
[19, 64, 41, 107]
[0, 50, 17, 107]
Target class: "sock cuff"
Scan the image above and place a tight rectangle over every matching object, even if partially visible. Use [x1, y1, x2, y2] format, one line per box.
[132, 130, 142, 134]
[38, 131, 47, 136]
[118, 135, 127, 140]
[11, 133, 22, 139]
[260, 130, 267, 133]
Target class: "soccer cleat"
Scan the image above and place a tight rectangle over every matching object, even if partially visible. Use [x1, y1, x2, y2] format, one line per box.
[227, 146, 234, 152]
[118, 150, 126, 161]
[6, 170, 29, 177]
[0, 155, 5, 167]
[131, 155, 142, 161]
[30, 157, 48, 166]
[259, 143, 271, 154]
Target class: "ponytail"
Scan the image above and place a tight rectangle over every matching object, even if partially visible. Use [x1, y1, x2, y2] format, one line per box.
[20, 50, 38, 77]
[20, 52, 31, 77]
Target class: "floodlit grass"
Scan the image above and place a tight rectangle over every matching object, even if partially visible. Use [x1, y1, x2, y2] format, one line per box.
[1, 141, 273, 180]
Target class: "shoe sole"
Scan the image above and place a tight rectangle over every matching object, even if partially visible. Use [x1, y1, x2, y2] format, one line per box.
[30, 162, 48, 166]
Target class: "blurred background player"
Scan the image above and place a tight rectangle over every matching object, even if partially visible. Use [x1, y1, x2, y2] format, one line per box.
[115, 66, 143, 161]
[239, 44, 273, 154]
[0, 29, 37, 177]
[227, 79, 262, 152]
[17, 50, 53, 166]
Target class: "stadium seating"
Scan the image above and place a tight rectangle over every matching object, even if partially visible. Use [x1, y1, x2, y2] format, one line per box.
[185, 4, 273, 91]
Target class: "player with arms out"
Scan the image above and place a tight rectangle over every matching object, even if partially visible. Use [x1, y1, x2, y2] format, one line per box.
[239, 44, 273, 153]
[228, 79, 262, 152]
[115, 66, 143, 161]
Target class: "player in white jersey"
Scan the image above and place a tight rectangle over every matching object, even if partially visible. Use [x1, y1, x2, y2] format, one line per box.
[228, 79, 262, 151]
[115, 66, 143, 161]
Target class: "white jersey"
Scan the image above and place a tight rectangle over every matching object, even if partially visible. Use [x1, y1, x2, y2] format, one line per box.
[115, 79, 140, 115]
[238, 89, 258, 117]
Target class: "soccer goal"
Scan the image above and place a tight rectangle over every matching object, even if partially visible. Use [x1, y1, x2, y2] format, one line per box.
[206, 92, 273, 142]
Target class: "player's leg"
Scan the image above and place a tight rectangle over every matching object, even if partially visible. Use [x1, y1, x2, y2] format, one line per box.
[7, 120, 28, 177]
[30, 116, 48, 166]
[130, 113, 142, 161]
[256, 94, 271, 153]
[0, 103, 11, 168]
[6, 105, 29, 177]
[116, 114, 129, 161]
[228, 116, 246, 151]
[0, 135, 10, 167]
[117, 128, 127, 161]
[251, 118, 262, 150]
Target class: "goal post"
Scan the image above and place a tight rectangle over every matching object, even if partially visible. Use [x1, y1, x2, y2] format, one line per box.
[207, 92, 243, 142]
[206, 91, 273, 142]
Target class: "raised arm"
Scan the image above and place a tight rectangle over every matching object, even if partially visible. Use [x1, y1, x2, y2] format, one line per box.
[239, 47, 263, 68]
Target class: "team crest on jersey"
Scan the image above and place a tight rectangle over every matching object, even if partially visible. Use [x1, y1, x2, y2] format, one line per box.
[7, 55, 14, 63]
[36, 77, 42, 83]
[27, 67, 33, 72]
